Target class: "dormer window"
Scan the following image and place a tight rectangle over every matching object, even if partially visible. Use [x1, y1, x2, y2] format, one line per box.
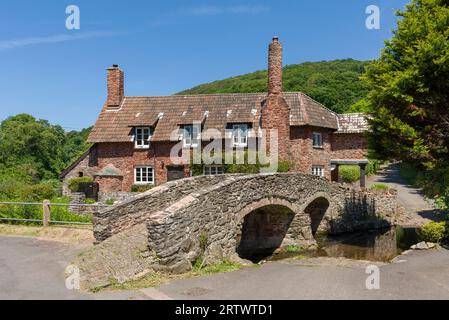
[182, 125, 200, 148]
[232, 124, 249, 148]
[135, 127, 151, 149]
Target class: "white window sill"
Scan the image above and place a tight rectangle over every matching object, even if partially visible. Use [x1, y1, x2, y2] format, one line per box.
[135, 146, 150, 150]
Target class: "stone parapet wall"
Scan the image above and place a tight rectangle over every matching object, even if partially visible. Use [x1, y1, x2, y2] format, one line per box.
[98, 191, 135, 204]
[93, 175, 240, 242]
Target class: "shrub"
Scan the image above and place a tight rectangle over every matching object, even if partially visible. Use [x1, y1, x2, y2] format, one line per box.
[277, 160, 293, 173]
[0, 177, 28, 200]
[420, 222, 447, 243]
[433, 187, 449, 210]
[41, 179, 63, 197]
[366, 160, 381, 176]
[105, 198, 115, 205]
[226, 163, 260, 174]
[21, 183, 56, 202]
[339, 165, 360, 183]
[68, 177, 93, 192]
[190, 151, 294, 176]
[131, 184, 153, 193]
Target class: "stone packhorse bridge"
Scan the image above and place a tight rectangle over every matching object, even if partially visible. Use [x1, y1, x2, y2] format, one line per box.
[92, 173, 398, 275]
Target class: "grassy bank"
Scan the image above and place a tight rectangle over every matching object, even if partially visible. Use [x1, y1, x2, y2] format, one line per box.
[104, 260, 250, 292]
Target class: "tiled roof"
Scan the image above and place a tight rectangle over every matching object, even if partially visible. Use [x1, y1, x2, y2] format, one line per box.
[336, 113, 370, 134]
[87, 92, 348, 143]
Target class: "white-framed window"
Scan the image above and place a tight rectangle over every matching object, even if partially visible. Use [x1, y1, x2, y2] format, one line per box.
[312, 166, 325, 177]
[312, 132, 323, 148]
[135, 127, 151, 149]
[232, 124, 249, 148]
[182, 125, 200, 148]
[134, 166, 154, 184]
[204, 165, 224, 176]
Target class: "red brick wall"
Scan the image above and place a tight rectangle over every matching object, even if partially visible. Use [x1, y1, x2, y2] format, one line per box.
[261, 95, 291, 160]
[289, 126, 333, 180]
[94, 142, 191, 192]
[95, 176, 123, 193]
[331, 133, 368, 159]
[63, 142, 192, 193]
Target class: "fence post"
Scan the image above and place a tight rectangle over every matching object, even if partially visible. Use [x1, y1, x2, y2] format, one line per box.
[43, 200, 51, 227]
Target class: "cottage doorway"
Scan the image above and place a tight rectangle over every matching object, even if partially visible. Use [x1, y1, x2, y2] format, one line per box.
[167, 166, 185, 182]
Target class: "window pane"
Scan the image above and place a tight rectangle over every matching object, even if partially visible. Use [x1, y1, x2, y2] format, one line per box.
[232, 124, 249, 146]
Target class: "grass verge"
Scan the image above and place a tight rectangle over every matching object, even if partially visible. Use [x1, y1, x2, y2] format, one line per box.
[103, 260, 248, 292]
[0, 224, 93, 244]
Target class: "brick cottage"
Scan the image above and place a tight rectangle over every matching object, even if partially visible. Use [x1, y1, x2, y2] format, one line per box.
[61, 37, 369, 199]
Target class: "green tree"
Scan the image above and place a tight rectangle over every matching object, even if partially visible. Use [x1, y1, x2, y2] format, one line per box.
[364, 0, 449, 168]
[0, 114, 66, 180]
[0, 114, 92, 182]
[62, 126, 92, 166]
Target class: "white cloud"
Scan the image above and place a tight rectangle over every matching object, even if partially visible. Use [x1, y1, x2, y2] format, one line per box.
[0, 31, 122, 51]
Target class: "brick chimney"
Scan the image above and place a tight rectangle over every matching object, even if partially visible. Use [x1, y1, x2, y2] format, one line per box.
[107, 64, 124, 108]
[268, 37, 282, 96]
[261, 37, 290, 161]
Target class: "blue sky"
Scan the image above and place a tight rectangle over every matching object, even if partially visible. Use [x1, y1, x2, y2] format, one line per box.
[0, 0, 410, 130]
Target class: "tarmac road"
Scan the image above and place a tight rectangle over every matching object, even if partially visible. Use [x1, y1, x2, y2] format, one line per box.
[2, 235, 449, 300]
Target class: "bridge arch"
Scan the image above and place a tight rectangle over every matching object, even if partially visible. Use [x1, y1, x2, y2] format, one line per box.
[300, 192, 333, 235]
[235, 198, 303, 262]
[236, 197, 302, 222]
